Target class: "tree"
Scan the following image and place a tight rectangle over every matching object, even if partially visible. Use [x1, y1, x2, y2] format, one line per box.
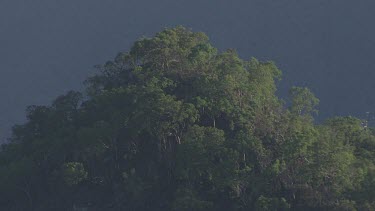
[289, 86, 319, 117]
[0, 26, 374, 210]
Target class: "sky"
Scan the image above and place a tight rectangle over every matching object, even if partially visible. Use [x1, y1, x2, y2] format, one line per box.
[1, 0, 375, 142]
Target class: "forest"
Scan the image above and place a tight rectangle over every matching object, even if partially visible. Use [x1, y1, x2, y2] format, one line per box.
[0, 26, 374, 210]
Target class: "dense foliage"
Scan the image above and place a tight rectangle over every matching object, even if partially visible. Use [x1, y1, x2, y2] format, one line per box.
[1, 26, 375, 210]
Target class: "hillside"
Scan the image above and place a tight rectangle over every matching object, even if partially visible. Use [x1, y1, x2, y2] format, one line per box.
[1, 27, 375, 210]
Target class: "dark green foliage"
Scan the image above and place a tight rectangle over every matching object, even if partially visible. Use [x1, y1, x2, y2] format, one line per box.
[0, 26, 374, 210]
[62, 162, 88, 186]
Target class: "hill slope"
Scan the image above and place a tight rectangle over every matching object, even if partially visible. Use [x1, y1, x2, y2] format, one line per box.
[1, 27, 375, 210]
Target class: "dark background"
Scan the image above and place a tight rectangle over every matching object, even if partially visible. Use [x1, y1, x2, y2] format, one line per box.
[1, 0, 374, 142]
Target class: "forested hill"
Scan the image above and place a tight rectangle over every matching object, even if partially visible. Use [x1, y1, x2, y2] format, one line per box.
[1, 26, 375, 210]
